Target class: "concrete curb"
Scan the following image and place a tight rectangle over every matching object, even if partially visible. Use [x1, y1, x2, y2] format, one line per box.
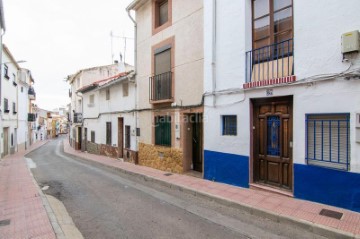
[25, 141, 66, 239]
[63, 147, 358, 239]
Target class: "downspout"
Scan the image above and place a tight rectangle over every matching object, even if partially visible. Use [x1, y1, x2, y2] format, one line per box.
[127, 8, 139, 152]
[212, 0, 217, 107]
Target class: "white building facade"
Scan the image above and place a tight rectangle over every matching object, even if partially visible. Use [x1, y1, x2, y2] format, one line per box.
[203, 0, 360, 212]
[78, 70, 137, 162]
[1, 45, 20, 157]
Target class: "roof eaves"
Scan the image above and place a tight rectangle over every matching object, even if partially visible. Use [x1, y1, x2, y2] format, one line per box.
[126, 0, 148, 11]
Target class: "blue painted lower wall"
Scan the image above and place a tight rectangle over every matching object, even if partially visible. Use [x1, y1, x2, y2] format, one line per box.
[204, 150, 249, 188]
[294, 164, 360, 212]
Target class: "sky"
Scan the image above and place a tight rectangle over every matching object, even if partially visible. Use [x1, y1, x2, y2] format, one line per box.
[3, 0, 135, 111]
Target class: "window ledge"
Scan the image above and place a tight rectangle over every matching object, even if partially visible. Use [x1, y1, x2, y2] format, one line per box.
[150, 99, 174, 104]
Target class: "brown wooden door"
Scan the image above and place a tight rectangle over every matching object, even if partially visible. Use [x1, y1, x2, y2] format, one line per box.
[253, 97, 292, 190]
[191, 114, 203, 173]
[118, 118, 124, 158]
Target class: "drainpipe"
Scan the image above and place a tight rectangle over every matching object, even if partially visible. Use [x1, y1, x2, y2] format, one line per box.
[127, 8, 139, 152]
[211, 0, 217, 107]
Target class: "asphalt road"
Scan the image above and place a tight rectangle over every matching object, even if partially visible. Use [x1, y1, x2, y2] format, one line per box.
[27, 137, 326, 239]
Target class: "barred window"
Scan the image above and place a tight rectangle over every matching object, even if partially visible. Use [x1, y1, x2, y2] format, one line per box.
[222, 115, 237, 136]
[306, 114, 350, 171]
[155, 116, 171, 146]
[106, 122, 112, 145]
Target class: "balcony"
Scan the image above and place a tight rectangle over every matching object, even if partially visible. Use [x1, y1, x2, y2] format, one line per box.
[244, 39, 295, 89]
[73, 113, 83, 124]
[149, 71, 173, 103]
[28, 87, 36, 100]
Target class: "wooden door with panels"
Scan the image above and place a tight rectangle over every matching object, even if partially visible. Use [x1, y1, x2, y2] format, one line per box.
[253, 97, 293, 190]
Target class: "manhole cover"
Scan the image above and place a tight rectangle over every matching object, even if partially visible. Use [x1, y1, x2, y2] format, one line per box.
[164, 173, 173, 176]
[0, 219, 10, 227]
[319, 209, 343, 220]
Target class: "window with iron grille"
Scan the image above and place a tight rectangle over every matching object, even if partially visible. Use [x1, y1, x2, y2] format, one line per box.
[222, 115, 237, 136]
[91, 131, 95, 143]
[155, 116, 171, 147]
[4, 98, 9, 113]
[125, 125, 131, 149]
[106, 122, 112, 145]
[306, 114, 350, 171]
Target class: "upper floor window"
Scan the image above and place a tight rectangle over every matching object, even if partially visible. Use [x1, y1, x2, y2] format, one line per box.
[3, 98, 9, 113]
[77, 78, 80, 88]
[106, 88, 110, 100]
[153, 0, 172, 34]
[4, 64, 9, 79]
[252, 0, 293, 50]
[12, 102, 17, 114]
[123, 83, 129, 97]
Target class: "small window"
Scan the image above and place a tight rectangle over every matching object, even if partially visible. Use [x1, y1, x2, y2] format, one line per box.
[12, 102, 17, 114]
[222, 115, 237, 136]
[306, 114, 350, 171]
[4, 64, 9, 79]
[11, 133, 13, 146]
[123, 83, 129, 97]
[106, 88, 110, 100]
[4, 98, 9, 113]
[155, 116, 171, 146]
[125, 125, 131, 149]
[91, 131, 95, 143]
[89, 94, 94, 104]
[21, 87, 24, 92]
[77, 78, 80, 88]
[106, 122, 112, 145]
[158, 0, 168, 26]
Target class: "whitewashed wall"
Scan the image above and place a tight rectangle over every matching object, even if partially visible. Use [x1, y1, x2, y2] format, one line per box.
[204, 0, 360, 173]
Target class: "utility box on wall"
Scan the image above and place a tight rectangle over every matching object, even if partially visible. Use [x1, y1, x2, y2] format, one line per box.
[342, 31, 360, 53]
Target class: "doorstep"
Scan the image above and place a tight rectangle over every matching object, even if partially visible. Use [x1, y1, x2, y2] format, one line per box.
[250, 183, 294, 197]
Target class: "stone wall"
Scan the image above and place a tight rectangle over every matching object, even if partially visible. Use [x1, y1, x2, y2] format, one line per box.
[139, 143, 183, 174]
[86, 141, 100, 155]
[99, 144, 119, 158]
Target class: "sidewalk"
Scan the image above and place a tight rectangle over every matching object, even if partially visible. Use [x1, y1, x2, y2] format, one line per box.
[0, 141, 56, 239]
[64, 140, 360, 239]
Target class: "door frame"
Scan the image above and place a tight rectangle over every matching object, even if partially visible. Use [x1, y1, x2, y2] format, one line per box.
[250, 96, 293, 191]
[118, 117, 124, 158]
[191, 113, 203, 173]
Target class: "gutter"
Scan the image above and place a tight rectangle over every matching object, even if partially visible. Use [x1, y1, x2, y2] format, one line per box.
[211, 0, 217, 107]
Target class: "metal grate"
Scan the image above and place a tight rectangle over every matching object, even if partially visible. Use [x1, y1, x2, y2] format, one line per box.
[164, 173, 173, 176]
[319, 209, 343, 220]
[0, 219, 10, 227]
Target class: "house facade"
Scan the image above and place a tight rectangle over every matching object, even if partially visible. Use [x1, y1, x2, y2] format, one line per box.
[203, 0, 360, 212]
[1, 45, 20, 157]
[68, 64, 123, 150]
[78, 68, 137, 162]
[17, 68, 34, 150]
[127, 0, 204, 174]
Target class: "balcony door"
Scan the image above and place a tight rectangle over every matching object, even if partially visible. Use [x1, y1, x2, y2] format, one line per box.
[252, 0, 293, 51]
[154, 47, 171, 101]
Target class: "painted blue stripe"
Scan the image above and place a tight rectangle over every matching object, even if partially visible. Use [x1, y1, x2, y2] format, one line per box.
[204, 150, 249, 188]
[294, 164, 360, 212]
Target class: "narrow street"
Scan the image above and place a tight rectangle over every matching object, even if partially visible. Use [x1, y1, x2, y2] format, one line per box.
[26, 137, 326, 239]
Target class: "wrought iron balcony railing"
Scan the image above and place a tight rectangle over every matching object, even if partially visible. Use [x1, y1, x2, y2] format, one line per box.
[149, 71, 173, 102]
[245, 38, 294, 83]
[28, 86, 36, 100]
